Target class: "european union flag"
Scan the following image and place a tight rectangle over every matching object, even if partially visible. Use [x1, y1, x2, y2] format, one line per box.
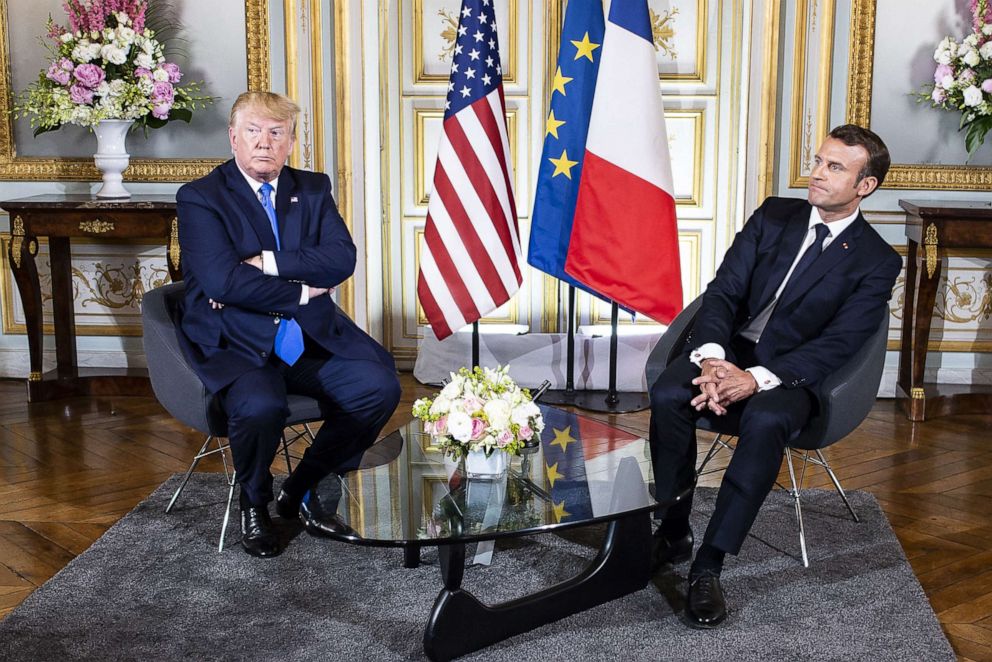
[527, 0, 608, 301]
[540, 406, 594, 523]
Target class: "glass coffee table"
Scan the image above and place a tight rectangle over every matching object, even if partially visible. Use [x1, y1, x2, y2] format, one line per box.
[308, 404, 683, 661]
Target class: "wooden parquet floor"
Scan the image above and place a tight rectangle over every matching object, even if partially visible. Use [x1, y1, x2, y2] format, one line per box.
[1, 374, 990, 660]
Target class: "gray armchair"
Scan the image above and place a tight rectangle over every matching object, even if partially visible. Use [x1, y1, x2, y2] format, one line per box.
[644, 295, 891, 566]
[141, 281, 322, 551]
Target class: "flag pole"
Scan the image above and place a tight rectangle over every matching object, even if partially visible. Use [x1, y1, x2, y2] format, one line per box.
[538, 284, 580, 405]
[472, 321, 480, 369]
[568, 301, 650, 414]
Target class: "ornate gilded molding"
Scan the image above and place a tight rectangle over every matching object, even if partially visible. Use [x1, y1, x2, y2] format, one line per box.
[790, 0, 836, 187]
[924, 223, 938, 279]
[911, 387, 925, 399]
[847, 0, 992, 189]
[0, 0, 270, 182]
[79, 220, 115, 234]
[650, 7, 679, 59]
[168, 218, 181, 272]
[10, 215, 24, 269]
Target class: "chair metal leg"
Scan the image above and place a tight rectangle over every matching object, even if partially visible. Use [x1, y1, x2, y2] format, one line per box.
[697, 434, 734, 476]
[784, 451, 809, 568]
[281, 434, 293, 473]
[166, 435, 214, 514]
[815, 449, 859, 523]
[219, 469, 238, 553]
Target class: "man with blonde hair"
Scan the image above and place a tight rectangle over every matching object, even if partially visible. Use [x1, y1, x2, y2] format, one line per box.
[176, 91, 400, 558]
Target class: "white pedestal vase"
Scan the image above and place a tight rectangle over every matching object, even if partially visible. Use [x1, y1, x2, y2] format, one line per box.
[93, 119, 132, 198]
[464, 448, 509, 479]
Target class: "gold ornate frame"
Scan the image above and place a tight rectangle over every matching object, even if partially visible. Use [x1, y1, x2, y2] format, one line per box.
[0, 0, 270, 182]
[847, 0, 992, 190]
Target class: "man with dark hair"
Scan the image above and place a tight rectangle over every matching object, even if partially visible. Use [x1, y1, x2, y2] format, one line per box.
[648, 124, 901, 627]
[177, 92, 400, 558]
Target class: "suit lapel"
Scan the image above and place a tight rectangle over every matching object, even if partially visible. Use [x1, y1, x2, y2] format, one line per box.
[754, 205, 811, 311]
[221, 160, 277, 250]
[777, 214, 865, 309]
[275, 167, 302, 251]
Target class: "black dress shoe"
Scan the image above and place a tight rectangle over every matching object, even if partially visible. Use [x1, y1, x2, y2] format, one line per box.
[275, 488, 303, 520]
[299, 490, 355, 538]
[682, 570, 727, 629]
[240, 492, 283, 558]
[652, 529, 693, 570]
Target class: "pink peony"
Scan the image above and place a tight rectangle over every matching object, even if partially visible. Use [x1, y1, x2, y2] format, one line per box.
[470, 418, 486, 440]
[161, 62, 183, 83]
[983, 79, 992, 93]
[69, 84, 94, 105]
[151, 101, 172, 119]
[151, 81, 175, 103]
[134, 67, 152, 79]
[46, 60, 72, 86]
[73, 63, 105, 89]
[934, 63, 953, 83]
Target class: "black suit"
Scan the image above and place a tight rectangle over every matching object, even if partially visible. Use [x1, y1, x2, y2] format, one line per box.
[177, 160, 400, 505]
[650, 196, 901, 554]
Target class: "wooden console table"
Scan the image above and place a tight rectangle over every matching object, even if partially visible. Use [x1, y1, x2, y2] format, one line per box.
[2, 195, 180, 402]
[897, 199, 992, 421]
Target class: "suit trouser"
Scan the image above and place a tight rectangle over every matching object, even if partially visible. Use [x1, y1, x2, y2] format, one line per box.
[217, 345, 401, 505]
[649, 347, 813, 555]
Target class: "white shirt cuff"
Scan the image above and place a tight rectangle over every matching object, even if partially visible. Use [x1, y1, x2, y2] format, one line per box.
[689, 343, 725, 367]
[261, 250, 279, 276]
[746, 366, 781, 391]
[299, 285, 309, 305]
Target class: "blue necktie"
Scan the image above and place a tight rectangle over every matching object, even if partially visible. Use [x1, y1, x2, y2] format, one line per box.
[259, 182, 304, 365]
[780, 223, 830, 303]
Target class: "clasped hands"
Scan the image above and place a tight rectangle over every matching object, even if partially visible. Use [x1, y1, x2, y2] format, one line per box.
[207, 254, 333, 309]
[690, 359, 758, 415]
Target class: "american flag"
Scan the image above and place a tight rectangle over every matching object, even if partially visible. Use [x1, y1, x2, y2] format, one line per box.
[416, 0, 522, 340]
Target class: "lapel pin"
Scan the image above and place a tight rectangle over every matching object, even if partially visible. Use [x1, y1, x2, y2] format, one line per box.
[290, 196, 299, 203]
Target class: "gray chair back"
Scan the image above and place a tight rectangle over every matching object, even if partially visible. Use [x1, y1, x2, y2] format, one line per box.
[644, 295, 891, 450]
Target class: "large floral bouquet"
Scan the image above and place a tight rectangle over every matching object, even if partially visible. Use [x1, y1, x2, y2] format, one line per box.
[14, 0, 212, 136]
[918, 0, 992, 158]
[412, 366, 545, 459]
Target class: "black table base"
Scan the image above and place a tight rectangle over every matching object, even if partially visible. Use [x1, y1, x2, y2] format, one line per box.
[422, 510, 652, 661]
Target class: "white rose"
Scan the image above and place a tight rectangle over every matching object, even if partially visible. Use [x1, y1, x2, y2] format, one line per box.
[447, 411, 473, 443]
[964, 49, 981, 67]
[72, 43, 95, 62]
[483, 400, 511, 429]
[151, 67, 169, 82]
[981, 42, 992, 60]
[60, 33, 73, 43]
[135, 52, 154, 69]
[440, 379, 461, 400]
[102, 44, 128, 65]
[941, 74, 956, 89]
[117, 27, 135, 44]
[963, 85, 983, 107]
[429, 395, 451, 416]
[965, 34, 979, 47]
[936, 50, 952, 65]
[86, 43, 102, 60]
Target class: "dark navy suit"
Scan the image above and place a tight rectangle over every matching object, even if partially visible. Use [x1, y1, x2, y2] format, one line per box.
[177, 159, 400, 504]
[650, 196, 901, 554]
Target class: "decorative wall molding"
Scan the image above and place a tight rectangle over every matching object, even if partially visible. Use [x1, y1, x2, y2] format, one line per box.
[789, 0, 835, 187]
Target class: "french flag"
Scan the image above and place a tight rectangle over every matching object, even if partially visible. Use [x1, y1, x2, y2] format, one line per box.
[564, 0, 682, 324]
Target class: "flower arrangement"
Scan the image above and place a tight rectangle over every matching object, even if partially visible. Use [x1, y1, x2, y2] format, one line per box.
[14, 0, 213, 136]
[412, 366, 545, 459]
[917, 0, 992, 159]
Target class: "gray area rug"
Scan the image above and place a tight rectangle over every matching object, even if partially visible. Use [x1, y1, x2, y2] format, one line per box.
[0, 475, 954, 661]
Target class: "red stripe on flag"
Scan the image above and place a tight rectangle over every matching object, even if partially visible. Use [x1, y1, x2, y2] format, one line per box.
[565, 150, 682, 324]
[432, 161, 510, 303]
[417, 275, 452, 340]
[423, 218, 481, 323]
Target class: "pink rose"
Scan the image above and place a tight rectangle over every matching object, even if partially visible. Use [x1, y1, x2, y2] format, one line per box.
[496, 430, 513, 448]
[470, 418, 487, 440]
[931, 86, 948, 103]
[151, 101, 172, 119]
[519, 425, 533, 441]
[69, 84, 94, 105]
[462, 395, 484, 414]
[151, 81, 175, 103]
[73, 63, 105, 89]
[434, 415, 448, 435]
[983, 79, 992, 94]
[960, 68, 977, 85]
[134, 67, 152, 79]
[934, 63, 953, 83]
[161, 62, 183, 83]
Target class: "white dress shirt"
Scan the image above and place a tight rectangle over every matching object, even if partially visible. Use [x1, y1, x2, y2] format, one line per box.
[689, 205, 861, 391]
